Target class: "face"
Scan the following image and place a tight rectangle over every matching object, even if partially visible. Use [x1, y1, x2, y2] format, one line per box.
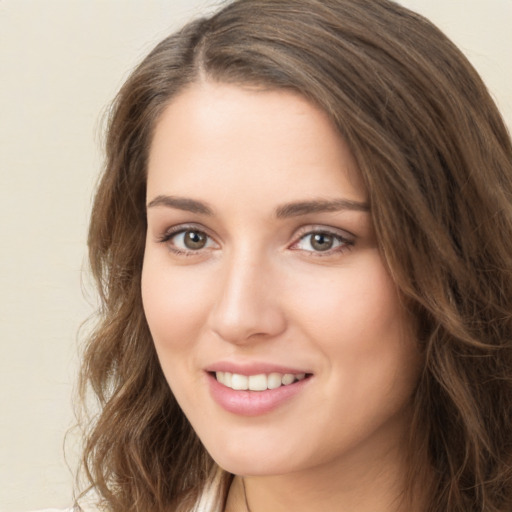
[142, 82, 421, 479]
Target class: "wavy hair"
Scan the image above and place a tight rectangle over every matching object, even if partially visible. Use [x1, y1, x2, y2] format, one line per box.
[79, 1, 512, 511]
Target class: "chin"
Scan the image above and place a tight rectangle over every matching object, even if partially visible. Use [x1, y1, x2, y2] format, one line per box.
[213, 455, 293, 477]
[202, 434, 307, 477]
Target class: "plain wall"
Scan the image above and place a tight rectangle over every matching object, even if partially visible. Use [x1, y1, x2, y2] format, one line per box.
[1, 1, 510, 511]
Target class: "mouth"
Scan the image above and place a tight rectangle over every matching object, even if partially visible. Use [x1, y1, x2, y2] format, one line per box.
[212, 371, 309, 391]
[206, 367, 313, 416]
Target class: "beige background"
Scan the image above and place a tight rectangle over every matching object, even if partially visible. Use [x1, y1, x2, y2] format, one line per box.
[1, 1, 510, 511]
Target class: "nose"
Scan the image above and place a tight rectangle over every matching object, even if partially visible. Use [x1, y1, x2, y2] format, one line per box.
[208, 250, 287, 345]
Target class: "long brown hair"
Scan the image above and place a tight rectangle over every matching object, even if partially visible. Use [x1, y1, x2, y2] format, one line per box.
[79, 1, 512, 511]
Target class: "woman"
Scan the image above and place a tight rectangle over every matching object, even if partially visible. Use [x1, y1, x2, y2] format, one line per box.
[73, 0, 512, 511]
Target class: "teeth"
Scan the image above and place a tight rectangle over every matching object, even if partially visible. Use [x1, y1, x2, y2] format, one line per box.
[281, 373, 295, 385]
[215, 371, 307, 391]
[249, 374, 267, 391]
[267, 373, 282, 389]
[231, 374, 248, 390]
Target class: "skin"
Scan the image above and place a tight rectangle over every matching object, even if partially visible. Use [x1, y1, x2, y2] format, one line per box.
[142, 82, 423, 512]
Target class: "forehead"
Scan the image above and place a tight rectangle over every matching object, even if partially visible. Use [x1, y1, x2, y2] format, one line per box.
[147, 81, 366, 206]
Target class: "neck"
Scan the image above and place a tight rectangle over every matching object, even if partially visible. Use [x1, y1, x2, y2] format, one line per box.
[224, 426, 431, 512]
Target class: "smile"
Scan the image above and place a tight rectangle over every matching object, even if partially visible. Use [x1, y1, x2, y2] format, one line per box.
[215, 371, 306, 391]
[207, 368, 312, 416]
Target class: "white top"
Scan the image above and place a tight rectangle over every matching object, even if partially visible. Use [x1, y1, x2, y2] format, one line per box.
[191, 467, 224, 512]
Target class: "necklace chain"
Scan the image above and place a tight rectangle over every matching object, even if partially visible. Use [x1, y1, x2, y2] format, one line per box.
[241, 477, 252, 512]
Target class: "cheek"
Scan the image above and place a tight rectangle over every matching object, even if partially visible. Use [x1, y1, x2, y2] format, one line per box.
[338, 266, 420, 407]
[141, 254, 213, 405]
[291, 252, 420, 390]
[292, 253, 403, 346]
[141, 253, 212, 354]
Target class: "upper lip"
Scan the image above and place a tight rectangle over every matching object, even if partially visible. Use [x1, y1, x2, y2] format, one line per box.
[204, 361, 312, 376]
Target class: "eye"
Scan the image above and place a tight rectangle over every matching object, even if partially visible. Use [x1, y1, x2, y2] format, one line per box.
[178, 230, 209, 250]
[291, 229, 353, 254]
[159, 227, 217, 253]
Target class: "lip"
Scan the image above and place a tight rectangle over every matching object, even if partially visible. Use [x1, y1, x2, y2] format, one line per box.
[205, 362, 312, 416]
[204, 361, 311, 376]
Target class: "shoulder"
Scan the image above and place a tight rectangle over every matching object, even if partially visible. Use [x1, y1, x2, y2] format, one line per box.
[29, 493, 101, 512]
[28, 507, 97, 512]
[28, 509, 75, 512]
[28, 471, 226, 512]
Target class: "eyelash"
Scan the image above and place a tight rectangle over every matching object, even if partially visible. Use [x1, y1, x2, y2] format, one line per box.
[290, 227, 354, 257]
[157, 224, 216, 256]
[157, 225, 354, 257]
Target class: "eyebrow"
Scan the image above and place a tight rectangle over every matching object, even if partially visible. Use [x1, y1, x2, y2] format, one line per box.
[146, 195, 370, 217]
[275, 198, 370, 218]
[147, 195, 213, 215]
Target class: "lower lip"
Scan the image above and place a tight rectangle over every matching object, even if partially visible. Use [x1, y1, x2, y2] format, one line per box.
[207, 373, 311, 416]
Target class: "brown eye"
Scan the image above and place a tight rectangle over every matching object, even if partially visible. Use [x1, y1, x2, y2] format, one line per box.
[292, 229, 352, 255]
[183, 230, 208, 250]
[310, 233, 334, 251]
[161, 227, 217, 254]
